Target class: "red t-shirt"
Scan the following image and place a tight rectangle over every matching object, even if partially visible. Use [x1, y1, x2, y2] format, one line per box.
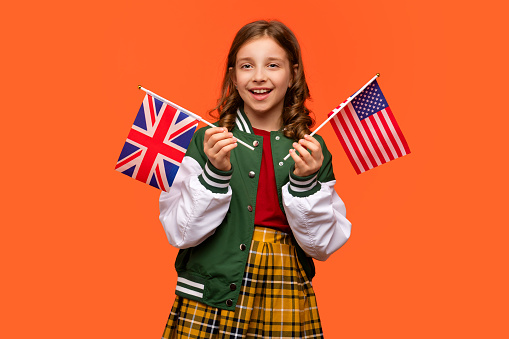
[252, 128, 291, 233]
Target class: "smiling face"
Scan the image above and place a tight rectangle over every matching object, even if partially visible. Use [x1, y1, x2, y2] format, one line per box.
[233, 36, 295, 130]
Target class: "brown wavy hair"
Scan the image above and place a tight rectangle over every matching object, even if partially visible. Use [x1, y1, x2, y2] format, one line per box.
[209, 20, 314, 141]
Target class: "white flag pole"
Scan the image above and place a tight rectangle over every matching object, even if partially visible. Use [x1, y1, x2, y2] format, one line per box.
[138, 86, 255, 151]
[283, 73, 380, 161]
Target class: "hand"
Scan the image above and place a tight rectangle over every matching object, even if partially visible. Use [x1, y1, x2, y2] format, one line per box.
[204, 127, 237, 171]
[289, 134, 323, 177]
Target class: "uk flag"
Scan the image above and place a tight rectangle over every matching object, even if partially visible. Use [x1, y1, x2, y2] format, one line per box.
[115, 94, 198, 191]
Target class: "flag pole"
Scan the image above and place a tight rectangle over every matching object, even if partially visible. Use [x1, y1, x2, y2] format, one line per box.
[138, 86, 255, 151]
[283, 73, 380, 161]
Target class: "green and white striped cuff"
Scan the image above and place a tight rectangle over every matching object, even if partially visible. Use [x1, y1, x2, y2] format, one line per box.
[288, 166, 321, 197]
[198, 161, 233, 194]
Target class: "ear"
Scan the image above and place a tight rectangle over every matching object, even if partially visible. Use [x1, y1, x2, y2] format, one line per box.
[289, 64, 298, 88]
[229, 67, 237, 87]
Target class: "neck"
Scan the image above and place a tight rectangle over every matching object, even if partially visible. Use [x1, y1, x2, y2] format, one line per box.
[243, 106, 282, 132]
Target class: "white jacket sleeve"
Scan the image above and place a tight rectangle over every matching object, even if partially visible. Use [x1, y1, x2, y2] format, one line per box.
[282, 179, 352, 261]
[159, 156, 233, 249]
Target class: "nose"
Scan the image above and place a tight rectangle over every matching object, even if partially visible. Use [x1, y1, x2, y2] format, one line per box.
[253, 67, 267, 82]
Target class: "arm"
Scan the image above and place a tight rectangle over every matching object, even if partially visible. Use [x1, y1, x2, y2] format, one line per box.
[283, 136, 352, 261]
[159, 127, 236, 249]
[282, 179, 351, 261]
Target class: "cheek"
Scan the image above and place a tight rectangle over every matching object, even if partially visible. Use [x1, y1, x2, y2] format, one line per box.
[281, 74, 293, 88]
[235, 73, 250, 86]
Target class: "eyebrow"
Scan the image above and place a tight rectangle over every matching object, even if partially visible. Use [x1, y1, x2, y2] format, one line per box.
[236, 56, 286, 64]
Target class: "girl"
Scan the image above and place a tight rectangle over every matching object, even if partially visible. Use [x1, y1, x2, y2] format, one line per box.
[159, 20, 351, 338]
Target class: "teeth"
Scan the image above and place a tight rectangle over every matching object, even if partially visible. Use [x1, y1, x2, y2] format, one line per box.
[252, 89, 270, 94]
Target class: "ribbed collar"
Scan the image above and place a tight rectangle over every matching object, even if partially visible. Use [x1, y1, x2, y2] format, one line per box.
[234, 107, 254, 134]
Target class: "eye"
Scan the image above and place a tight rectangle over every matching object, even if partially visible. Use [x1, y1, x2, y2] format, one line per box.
[268, 63, 279, 68]
[240, 64, 253, 69]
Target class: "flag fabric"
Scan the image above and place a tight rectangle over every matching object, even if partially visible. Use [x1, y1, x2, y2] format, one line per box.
[329, 80, 410, 174]
[115, 94, 198, 191]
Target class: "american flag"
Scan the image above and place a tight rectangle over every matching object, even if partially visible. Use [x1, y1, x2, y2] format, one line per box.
[329, 80, 410, 174]
[115, 94, 198, 191]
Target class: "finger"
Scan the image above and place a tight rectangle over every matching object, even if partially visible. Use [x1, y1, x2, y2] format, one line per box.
[289, 148, 305, 166]
[298, 139, 319, 153]
[292, 142, 312, 161]
[301, 137, 324, 162]
[204, 127, 228, 142]
[204, 127, 226, 137]
[206, 131, 233, 148]
[206, 138, 236, 169]
[303, 134, 320, 146]
[210, 136, 237, 153]
[219, 141, 238, 154]
[299, 135, 321, 153]
[208, 132, 233, 146]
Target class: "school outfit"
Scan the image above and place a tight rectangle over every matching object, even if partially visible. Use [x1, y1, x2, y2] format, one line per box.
[159, 108, 352, 338]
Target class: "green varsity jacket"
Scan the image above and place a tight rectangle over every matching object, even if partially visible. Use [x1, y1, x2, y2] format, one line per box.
[159, 108, 351, 311]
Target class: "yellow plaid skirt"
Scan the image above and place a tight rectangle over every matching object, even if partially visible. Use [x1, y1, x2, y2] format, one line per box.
[161, 226, 323, 338]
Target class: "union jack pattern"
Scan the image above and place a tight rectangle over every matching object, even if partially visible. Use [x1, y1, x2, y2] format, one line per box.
[115, 94, 198, 191]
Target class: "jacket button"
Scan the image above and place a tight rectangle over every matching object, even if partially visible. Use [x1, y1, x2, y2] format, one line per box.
[253, 140, 259, 147]
[247, 205, 253, 212]
[278, 162, 284, 166]
[248, 171, 255, 178]
[230, 283, 237, 291]
[275, 136, 280, 140]
[240, 244, 246, 251]
[226, 299, 233, 306]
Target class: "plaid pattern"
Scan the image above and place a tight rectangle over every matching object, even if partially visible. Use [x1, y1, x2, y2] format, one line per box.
[162, 227, 323, 338]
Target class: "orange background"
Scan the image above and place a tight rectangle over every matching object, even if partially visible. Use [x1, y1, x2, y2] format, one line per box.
[2, 0, 508, 338]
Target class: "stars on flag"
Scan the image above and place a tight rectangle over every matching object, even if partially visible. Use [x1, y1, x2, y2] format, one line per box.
[351, 82, 388, 120]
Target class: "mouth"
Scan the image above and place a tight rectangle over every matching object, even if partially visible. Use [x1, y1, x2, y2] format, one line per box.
[249, 89, 272, 94]
[249, 88, 272, 100]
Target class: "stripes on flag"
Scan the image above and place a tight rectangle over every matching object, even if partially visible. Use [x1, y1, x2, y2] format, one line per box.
[329, 80, 410, 174]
